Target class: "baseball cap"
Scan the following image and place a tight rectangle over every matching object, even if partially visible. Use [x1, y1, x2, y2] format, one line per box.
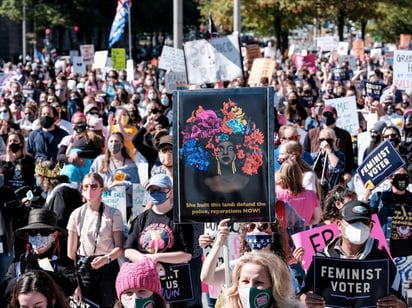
[147, 174, 172, 190]
[84, 104, 99, 114]
[157, 135, 173, 149]
[322, 106, 337, 116]
[340, 200, 372, 223]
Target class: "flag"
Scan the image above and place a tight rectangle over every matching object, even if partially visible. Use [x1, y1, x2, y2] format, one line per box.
[108, 0, 131, 48]
[208, 14, 217, 37]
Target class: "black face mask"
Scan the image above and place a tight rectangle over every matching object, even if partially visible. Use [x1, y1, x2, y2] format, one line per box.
[288, 99, 298, 106]
[40, 116, 55, 129]
[9, 143, 22, 153]
[392, 174, 409, 191]
[356, 103, 365, 110]
[370, 135, 381, 144]
[322, 114, 336, 126]
[74, 123, 87, 134]
[151, 108, 159, 114]
[389, 138, 401, 148]
[118, 94, 127, 101]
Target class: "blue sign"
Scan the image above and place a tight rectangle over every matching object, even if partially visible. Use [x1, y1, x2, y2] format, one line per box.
[357, 140, 405, 189]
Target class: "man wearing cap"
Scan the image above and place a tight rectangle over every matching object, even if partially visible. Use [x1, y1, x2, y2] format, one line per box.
[303, 105, 354, 183]
[362, 120, 387, 161]
[299, 200, 406, 307]
[2, 209, 76, 303]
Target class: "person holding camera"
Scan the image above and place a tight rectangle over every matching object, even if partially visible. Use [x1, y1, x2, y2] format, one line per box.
[2, 208, 76, 304]
[67, 172, 124, 308]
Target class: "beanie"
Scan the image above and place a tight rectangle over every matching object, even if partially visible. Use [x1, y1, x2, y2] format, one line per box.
[115, 258, 161, 299]
[371, 120, 387, 134]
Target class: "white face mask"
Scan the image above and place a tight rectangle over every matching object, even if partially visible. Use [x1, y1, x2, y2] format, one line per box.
[121, 297, 135, 308]
[0, 112, 9, 121]
[344, 221, 370, 245]
[148, 93, 157, 100]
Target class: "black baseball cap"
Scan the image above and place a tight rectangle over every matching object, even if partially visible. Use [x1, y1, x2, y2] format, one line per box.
[340, 200, 372, 223]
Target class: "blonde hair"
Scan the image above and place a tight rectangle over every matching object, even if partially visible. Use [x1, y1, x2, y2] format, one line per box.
[278, 158, 304, 195]
[220, 252, 301, 308]
[319, 126, 337, 150]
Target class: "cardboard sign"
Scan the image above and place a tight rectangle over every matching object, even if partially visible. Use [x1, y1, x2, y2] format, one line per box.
[247, 58, 275, 86]
[68, 296, 99, 308]
[72, 56, 86, 74]
[184, 34, 243, 84]
[160, 263, 193, 303]
[393, 49, 412, 90]
[158, 46, 186, 73]
[357, 140, 405, 189]
[313, 257, 389, 308]
[241, 44, 262, 69]
[174, 87, 274, 223]
[165, 71, 188, 93]
[111, 48, 126, 70]
[93, 50, 108, 69]
[102, 186, 127, 225]
[363, 81, 384, 100]
[291, 214, 390, 271]
[351, 40, 365, 56]
[316, 36, 338, 51]
[80, 44, 95, 65]
[292, 54, 316, 73]
[399, 34, 412, 50]
[325, 96, 359, 135]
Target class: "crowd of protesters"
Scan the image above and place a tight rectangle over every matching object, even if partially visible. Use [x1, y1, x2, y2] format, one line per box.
[0, 44, 411, 308]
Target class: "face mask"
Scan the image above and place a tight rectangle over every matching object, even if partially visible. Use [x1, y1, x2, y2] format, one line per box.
[9, 143, 22, 153]
[121, 295, 155, 308]
[238, 287, 273, 308]
[40, 116, 55, 129]
[108, 142, 122, 154]
[148, 93, 157, 100]
[145, 80, 154, 87]
[28, 233, 54, 250]
[151, 108, 159, 115]
[287, 99, 298, 106]
[246, 234, 272, 250]
[322, 114, 336, 126]
[149, 190, 168, 205]
[344, 221, 370, 245]
[120, 115, 129, 126]
[0, 112, 9, 121]
[26, 114, 35, 122]
[327, 88, 334, 94]
[389, 138, 401, 148]
[370, 135, 381, 144]
[392, 174, 409, 191]
[82, 188, 101, 202]
[161, 97, 169, 107]
[74, 123, 87, 134]
[119, 94, 127, 101]
[132, 99, 140, 105]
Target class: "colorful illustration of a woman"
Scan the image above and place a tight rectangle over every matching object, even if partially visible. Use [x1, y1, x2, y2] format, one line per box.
[180, 100, 264, 194]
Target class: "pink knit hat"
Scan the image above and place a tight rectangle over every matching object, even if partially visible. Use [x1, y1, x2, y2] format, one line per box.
[115, 258, 161, 299]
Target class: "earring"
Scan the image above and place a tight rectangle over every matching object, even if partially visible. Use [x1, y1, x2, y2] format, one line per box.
[232, 157, 237, 174]
[217, 157, 221, 176]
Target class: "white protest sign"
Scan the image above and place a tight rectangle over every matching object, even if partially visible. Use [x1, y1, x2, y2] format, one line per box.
[102, 186, 127, 225]
[132, 183, 146, 218]
[393, 50, 412, 90]
[370, 48, 382, 58]
[93, 50, 109, 69]
[165, 71, 188, 93]
[337, 42, 348, 55]
[337, 55, 357, 68]
[316, 36, 338, 51]
[158, 46, 186, 73]
[126, 59, 134, 82]
[357, 131, 370, 166]
[72, 56, 86, 74]
[325, 96, 359, 135]
[80, 44, 95, 65]
[184, 34, 243, 84]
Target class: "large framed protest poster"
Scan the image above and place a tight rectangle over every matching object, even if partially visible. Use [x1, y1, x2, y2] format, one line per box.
[313, 257, 389, 308]
[173, 87, 275, 223]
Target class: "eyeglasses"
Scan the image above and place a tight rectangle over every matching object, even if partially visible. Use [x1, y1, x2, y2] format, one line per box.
[246, 223, 269, 233]
[281, 135, 300, 141]
[383, 133, 398, 139]
[160, 147, 173, 153]
[28, 229, 53, 236]
[82, 184, 100, 191]
[319, 138, 333, 143]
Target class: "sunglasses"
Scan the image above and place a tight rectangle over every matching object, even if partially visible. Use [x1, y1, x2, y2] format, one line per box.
[383, 133, 398, 139]
[160, 147, 173, 153]
[28, 229, 53, 236]
[281, 135, 299, 141]
[319, 138, 333, 143]
[246, 223, 269, 233]
[82, 183, 100, 191]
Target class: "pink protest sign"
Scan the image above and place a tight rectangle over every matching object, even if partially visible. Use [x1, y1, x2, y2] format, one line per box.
[293, 54, 316, 73]
[291, 214, 390, 271]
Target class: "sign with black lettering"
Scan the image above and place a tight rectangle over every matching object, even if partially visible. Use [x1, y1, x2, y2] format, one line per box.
[183, 35, 243, 84]
[313, 257, 389, 308]
[356, 140, 405, 189]
[160, 263, 193, 303]
[173, 87, 274, 223]
[68, 296, 99, 308]
[393, 49, 412, 90]
[363, 81, 384, 100]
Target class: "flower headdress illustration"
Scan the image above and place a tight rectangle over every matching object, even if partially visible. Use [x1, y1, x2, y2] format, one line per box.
[180, 99, 264, 175]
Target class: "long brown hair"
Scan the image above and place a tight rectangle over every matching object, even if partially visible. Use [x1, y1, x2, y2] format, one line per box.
[100, 132, 131, 173]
